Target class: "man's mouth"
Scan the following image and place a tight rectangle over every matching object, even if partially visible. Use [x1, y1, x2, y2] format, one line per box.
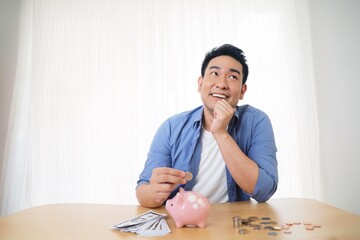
[211, 93, 227, 99]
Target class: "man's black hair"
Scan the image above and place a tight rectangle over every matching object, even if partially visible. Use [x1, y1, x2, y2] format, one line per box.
[201, 44, 249, 84]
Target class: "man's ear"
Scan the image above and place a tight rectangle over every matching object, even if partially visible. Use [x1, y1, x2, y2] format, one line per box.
[197, 76, 203, 92]
[239, 84, 247, 100]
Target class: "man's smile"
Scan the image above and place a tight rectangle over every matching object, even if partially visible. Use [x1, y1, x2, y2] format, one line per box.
[211, 93, 228, 99]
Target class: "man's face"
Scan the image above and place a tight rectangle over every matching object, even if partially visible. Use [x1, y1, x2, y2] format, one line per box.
[198, 55, 247, 112]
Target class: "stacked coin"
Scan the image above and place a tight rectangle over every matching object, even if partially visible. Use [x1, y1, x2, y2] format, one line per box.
[232, 216, 242, 228]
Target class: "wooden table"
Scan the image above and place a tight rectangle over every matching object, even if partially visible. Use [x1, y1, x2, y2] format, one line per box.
[0, 198, 359, 239]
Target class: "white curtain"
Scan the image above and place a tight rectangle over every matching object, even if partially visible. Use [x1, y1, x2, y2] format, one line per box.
[0, 0, 321, 216]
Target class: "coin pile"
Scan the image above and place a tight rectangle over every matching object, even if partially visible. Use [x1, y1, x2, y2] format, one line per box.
[232, 215, 322, 236]
[282, 221, 322, 234]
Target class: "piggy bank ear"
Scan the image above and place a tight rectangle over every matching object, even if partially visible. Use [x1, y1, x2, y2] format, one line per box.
[179, 187, 185, 193]
[176, 191, 185, 203]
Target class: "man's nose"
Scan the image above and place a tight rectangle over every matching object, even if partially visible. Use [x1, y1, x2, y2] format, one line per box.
[216, 75, 228, 89]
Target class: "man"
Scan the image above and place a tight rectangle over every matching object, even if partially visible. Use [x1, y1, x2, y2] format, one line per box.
[136, 44, 278, 208]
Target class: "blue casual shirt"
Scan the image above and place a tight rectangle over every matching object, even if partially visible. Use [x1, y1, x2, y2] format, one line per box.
[137, 104, 278, 203]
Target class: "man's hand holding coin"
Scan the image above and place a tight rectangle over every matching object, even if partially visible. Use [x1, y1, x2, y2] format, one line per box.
[149, 167, 186, 204]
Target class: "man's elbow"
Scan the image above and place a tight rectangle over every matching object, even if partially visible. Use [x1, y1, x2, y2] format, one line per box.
[252, 183, 278, 203]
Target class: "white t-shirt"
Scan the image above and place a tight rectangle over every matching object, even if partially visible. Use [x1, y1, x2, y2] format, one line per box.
[192, 128, 229, 203]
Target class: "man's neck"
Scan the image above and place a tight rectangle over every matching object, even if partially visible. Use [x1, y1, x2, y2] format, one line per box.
[202, 108, 214, 131]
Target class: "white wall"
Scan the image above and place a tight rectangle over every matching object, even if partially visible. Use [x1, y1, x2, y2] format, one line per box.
[0, 0, 20, 177]
[309, 0, 360, 215]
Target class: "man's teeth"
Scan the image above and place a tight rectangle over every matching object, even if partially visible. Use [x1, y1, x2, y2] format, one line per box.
[211, 93, 227, 99]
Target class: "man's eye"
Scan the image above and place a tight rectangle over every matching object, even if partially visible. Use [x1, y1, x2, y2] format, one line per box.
[210, 72, 218, 76]
[229, 75, 238, 79]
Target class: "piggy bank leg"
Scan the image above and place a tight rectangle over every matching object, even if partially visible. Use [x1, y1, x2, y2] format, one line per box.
[198, 222, 206, 228]
[175, 222, 185, 228]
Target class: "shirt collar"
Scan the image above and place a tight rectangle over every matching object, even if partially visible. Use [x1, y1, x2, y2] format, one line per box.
[192, 106, 204, 129]
[232, 106, 240, 122]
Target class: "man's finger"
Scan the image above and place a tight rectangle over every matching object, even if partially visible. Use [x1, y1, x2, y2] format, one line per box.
[154, 167, 185, 177]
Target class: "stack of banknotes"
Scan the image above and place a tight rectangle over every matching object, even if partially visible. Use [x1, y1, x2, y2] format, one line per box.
[111, 210, 171, 236]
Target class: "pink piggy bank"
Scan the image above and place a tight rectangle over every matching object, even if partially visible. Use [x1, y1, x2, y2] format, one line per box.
[165, 188, 210, 228]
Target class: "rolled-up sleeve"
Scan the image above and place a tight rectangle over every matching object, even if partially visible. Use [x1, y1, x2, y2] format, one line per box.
[245, 113, 278, 202]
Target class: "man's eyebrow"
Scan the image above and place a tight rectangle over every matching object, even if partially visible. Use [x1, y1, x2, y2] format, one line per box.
[208, 66, 220, 70]
[208, 66, 241, 75]
[229, 68, 241, 75]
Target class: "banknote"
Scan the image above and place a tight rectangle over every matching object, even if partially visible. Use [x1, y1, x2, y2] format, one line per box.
[111, 210, 171, 236]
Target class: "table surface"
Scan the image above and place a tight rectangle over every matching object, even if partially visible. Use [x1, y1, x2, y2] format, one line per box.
[0, 198, 359, 240]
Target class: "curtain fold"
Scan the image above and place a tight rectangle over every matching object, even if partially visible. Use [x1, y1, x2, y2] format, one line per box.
[0, 0, 321, 216]
[0, 0, 33, 216]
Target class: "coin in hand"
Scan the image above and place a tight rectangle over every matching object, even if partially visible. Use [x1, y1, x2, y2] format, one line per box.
[185, 171, 193, 181]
